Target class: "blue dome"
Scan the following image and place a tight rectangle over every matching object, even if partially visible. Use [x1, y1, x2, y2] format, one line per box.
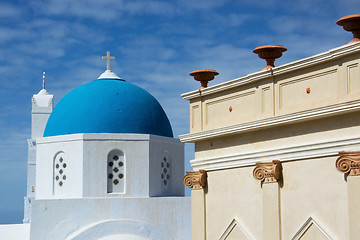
[43, 78, 173, 138]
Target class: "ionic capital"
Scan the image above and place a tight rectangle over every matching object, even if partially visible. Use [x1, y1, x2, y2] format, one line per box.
[336, 151, 360, 176]
[183, 170, 207, 190]
[253, 160, 282, 183]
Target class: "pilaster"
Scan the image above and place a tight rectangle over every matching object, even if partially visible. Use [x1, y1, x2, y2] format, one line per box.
[184, 170, 207, 240]
[253, 160, 282, 240]
[336, 151, 360, 239]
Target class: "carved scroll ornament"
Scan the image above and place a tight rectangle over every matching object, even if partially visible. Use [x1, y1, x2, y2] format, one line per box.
[183, 170, 207, 190]
[253, 160, 282, 183]
[336, 151, 360, 176]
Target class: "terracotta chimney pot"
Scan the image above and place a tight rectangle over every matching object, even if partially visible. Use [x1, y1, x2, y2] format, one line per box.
[189, 69, 219, 89]
[253, 45, 287, 70]
[337, 14, 360, 44]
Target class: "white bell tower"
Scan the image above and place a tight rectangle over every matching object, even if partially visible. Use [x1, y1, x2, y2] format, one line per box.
[23, 72, 54, 223]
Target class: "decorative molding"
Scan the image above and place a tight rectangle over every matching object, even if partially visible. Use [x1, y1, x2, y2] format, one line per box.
[180, 99, 360, 143]
[190, 136, 360, 171]
[38, 133, 181, 144]
[183, 170, 207, 190]
[253, 160, 282, 183]
[181, 42, 360, 100]
[218, 218, 252, 240]
[336, 151, 360, 176]
[291, 216, 332, 240]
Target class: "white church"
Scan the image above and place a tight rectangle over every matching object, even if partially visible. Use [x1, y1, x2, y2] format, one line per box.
[0, 52, 191, 240]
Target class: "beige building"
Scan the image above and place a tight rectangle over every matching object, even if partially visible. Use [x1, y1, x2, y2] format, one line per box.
[180, 15, 360, 240]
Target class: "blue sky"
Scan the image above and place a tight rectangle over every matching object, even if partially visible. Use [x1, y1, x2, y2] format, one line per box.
[0, 0, 358, 224]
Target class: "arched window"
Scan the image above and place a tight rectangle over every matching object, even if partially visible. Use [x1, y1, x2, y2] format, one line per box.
[53, 151, 66, 195]
[107, 149, 125, 194]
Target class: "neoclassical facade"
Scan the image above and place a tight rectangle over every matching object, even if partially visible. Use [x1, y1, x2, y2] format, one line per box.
[181, 15, 360, 240]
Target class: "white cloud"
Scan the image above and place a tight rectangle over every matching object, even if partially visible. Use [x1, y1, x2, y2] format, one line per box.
[180, 0, 228, 10]
[29, 0, 178, 21]
[0, 27, 26, 43]
[0, 127, 29, 162]
[0, 4, 22, 18]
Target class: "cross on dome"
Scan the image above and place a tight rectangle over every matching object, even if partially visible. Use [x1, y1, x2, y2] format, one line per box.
[102, 51, 115, 70]
[98, 51, 122, 80]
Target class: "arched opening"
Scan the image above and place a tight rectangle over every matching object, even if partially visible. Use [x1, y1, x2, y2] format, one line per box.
[53, 151, 66, 196]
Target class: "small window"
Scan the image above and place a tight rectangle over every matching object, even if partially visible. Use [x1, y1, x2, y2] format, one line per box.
[107, 149, 125, 194]
[161, 153, 171, 191]
[53, 151, 66, 195]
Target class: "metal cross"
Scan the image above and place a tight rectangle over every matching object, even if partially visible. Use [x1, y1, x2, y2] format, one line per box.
[102, 51, 115, 70]
[42, 72, 45, 89]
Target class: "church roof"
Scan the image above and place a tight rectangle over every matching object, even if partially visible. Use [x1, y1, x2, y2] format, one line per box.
[43, 70, 173, 138]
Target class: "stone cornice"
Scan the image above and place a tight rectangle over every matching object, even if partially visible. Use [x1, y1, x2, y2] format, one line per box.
[179, 99, 360, 143]
[336, 151, 360, 176]
[190, 136, 360, 171]
[183, 170, 207, 190]
[181, 42, 360, 100]
[253, 160, 282, 183]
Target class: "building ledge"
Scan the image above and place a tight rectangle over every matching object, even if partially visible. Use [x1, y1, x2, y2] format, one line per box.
[179, 99, 360, 143]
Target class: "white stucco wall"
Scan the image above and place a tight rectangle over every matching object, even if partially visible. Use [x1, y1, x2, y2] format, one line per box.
[30, 197, 190, 240]
[36, 135, 84, 199]
[36, 133, 184, 199]
[0, 224, 30, 240]
[30, 133, 190, 240]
